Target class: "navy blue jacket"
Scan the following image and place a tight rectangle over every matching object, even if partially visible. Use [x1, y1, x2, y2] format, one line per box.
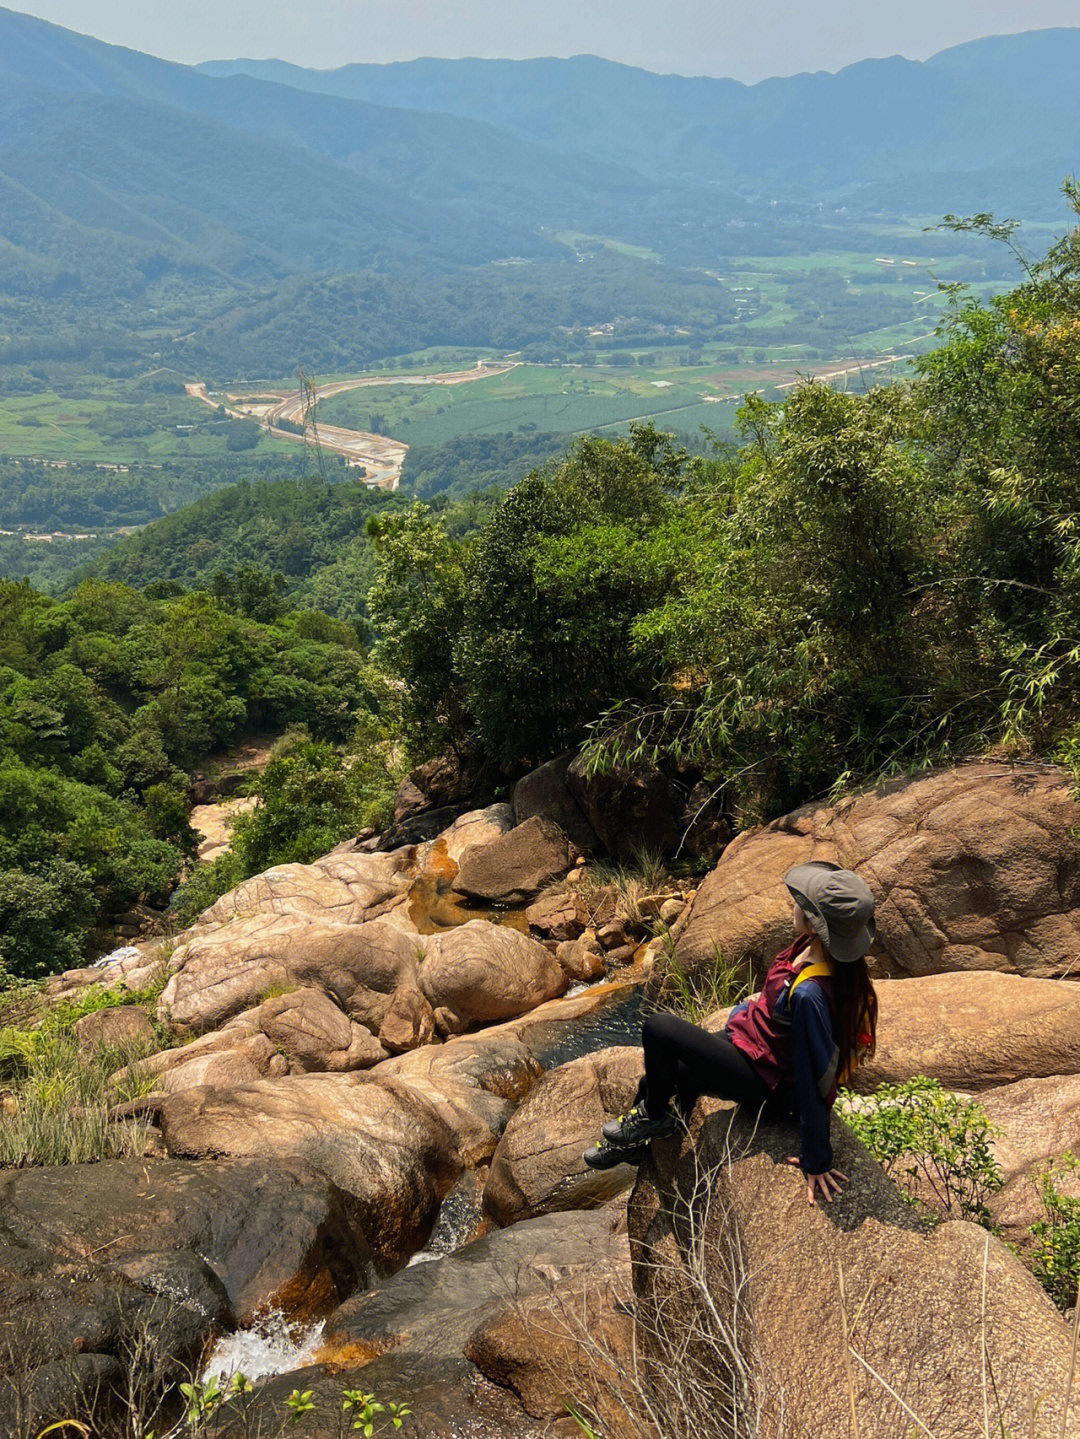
[726, 948, 839, 1174]
[786, 979, 838, 1175]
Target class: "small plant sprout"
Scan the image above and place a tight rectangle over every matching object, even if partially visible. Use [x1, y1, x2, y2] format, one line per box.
[178, 1375, 224, 1429]
[340, 1389, 411, 1435]
[285, 1389, 316, 1423]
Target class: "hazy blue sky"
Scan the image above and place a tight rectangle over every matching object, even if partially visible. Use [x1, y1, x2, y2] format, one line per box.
[9, 0, 1079, 79]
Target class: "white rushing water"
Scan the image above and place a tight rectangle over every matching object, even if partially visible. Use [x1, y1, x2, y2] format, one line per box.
[200, 1314, 326, 1383]
[92, 943, 142, 970]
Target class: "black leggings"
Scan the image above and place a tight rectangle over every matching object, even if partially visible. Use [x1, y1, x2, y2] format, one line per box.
[633, 1011, 773, 1118]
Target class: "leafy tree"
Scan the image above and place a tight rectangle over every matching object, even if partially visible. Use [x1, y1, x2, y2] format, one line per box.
[367, 504, 470, 755]
[0, 861, 95, 980]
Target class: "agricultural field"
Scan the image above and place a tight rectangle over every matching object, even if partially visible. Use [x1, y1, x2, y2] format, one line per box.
[316, 350, 920, 449]
[0, 379, 279, 464]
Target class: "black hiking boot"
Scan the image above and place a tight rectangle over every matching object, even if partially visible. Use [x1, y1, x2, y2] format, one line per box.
[582, 1135, 649, 1170]
[600, 1103, 678, 1146]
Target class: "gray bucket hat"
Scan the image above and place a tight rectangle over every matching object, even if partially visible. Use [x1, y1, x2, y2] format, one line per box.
[783, 860, 876, 964]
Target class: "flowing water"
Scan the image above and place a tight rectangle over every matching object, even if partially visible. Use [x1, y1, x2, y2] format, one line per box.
[405, 840, 530, 935]
[200, 1313, 326, 1383]
[525, 983, 645, 1068]
[92, 943, 142, 969]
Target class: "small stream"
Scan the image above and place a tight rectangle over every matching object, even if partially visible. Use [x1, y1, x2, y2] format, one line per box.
[528, 983, 645, 1068]
[405, 838, 531, 935]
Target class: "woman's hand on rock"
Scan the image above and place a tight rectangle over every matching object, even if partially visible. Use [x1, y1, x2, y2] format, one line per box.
[787, 1157, 847, 1205]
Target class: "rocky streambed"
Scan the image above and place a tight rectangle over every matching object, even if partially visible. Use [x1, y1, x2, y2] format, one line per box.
[7, 758, 1080, 1437]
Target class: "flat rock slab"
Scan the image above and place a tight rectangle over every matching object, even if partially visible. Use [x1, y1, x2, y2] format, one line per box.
[855, 969, 1080, 1091]
[677, 761, 1080, 979]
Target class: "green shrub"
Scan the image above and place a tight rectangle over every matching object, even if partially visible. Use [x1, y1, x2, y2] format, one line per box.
[838, 1075, 1003, 1223]
[0, 860, 95, 978]
[0, 968, 171, 1080]
[1030, 1152, 1080, 1310]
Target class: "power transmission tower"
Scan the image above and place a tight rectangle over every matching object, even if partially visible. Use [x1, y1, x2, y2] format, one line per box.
[296, 365, 326, 481]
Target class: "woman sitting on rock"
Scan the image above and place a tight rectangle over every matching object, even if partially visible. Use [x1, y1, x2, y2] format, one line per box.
[584, 861, 878, 1205]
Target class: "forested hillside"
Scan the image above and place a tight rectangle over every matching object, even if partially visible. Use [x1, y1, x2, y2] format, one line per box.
[0, 576, 396, 976]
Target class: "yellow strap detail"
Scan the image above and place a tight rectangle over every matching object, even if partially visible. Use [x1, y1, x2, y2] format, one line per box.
[790, 960, 833, 994]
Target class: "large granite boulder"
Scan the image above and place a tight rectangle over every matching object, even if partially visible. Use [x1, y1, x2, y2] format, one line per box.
[0, 1158, 369, 1437]
[430, 803, 515, 866]
[676, 761, 1080, 979]
[196, 850, 414, 929]
[855, 970, 1080, 1091]
[484, 1046, 643, 1226]
[698, 971, 1080, 1096]
[566, 754, 687, 860]
[512, 753, 601, 855]
[419, 919, 568, 1026]
[73, 1004, 155, 1051]
[392, 749, 493, 824]
[0, 1157, 369, 1326]
[152, 1030, 544, 1271]
[259, 986, 389, 1071]
[115, 990, 387, 1095]
[464, 1261, 634, 1432]
[452, 816, 574, 903]
[629, 1101, 1080, 1439]
[158, 917, 421, 1034]
[980, 1072, 1080, 1248]
[133, 1029, 287, 1092]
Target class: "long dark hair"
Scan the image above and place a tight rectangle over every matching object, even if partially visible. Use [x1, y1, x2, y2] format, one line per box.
[831, 956, 878, 1086]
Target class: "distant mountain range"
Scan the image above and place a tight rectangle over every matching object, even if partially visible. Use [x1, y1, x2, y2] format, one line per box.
[0, 7, 1077, 375]
[201, 31, 1080, 208]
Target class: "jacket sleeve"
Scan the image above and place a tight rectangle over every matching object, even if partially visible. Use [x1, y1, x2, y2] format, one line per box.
[790, 984, 838, 1175]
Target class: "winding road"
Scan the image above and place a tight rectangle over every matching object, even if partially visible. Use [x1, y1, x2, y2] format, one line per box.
[187, 361, 518, 489]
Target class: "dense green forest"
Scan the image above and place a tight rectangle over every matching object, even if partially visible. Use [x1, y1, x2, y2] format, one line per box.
[0, 579, 396, 978]
[400, 433, 570, 499]
[367, 192, 1080, 811]
[79, 477, 407, 628]
[0, 451, 330, 530]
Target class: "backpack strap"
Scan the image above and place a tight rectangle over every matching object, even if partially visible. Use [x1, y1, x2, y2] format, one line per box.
[771, 960, 834, 1029]
[790, 960, 833, 994]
